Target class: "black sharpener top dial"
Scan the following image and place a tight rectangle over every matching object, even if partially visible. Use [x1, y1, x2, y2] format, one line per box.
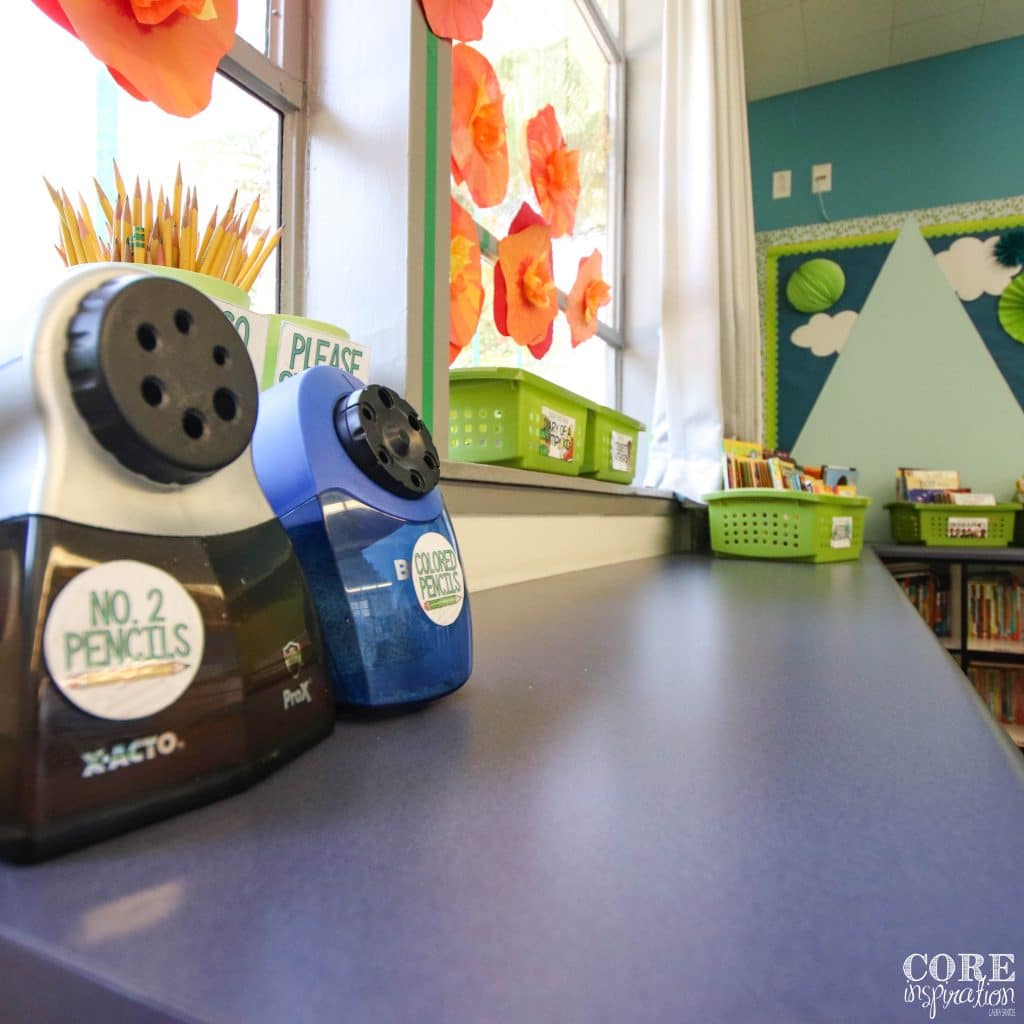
[333, 385, 441, 499]
[65, 275, 259, 484]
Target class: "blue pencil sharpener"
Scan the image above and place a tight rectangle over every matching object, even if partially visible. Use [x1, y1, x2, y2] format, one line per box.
[252, 366, 472, 707]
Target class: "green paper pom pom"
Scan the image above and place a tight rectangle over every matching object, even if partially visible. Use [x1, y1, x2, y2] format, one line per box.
[999, 275, 1024, 342]
[786, 258, 846, 313]
[995, 228, 1024, 268]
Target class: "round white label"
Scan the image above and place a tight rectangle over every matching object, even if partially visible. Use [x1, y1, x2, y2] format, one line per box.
[411, 533, 465, 627]
[43, 560, 205, 721]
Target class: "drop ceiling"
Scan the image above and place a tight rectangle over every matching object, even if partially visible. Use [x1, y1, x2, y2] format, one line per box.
[742, 0, 1024, 101]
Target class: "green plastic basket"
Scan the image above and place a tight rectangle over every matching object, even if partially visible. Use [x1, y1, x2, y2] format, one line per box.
[448, 368, 589, 476]
[581, 402, 645, 484]
[886, 501, 1018, 547]
[703, 490, 871, 562]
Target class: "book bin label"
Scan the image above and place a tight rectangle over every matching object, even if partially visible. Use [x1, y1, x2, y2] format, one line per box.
[411, 533, 465, 627]
[43, 561, 205, 721]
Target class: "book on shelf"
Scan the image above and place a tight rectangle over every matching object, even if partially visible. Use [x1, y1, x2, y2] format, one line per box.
[720, 441, 857, 495]
[968, 663, 1024, 726]
[887, 563, 951, 638]
[896, 468, 962, 499]
[967, 574, 1024, 642]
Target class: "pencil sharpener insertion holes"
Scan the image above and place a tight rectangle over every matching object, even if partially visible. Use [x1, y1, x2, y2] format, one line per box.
[141, 377, 165, 407]
[65, 275, 259, 483]
[213, 389, 237, 422]
[333, 384, 442, 499]
[183, 410, 206, 440]
[137, 324, 159, 351]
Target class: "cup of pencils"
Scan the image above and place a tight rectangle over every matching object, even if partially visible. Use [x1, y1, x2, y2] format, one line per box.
[45, 162, 283, 304]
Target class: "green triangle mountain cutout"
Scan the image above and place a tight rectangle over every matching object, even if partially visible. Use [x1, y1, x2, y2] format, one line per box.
[793, 218, 1024, 542]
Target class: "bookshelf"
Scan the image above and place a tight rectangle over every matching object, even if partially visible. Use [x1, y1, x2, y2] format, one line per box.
[875, 544, 1024, 747]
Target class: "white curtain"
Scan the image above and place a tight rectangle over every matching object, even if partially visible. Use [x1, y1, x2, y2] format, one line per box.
[643, 0, 761, 500]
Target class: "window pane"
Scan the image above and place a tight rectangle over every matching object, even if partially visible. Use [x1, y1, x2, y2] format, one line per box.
[451, 0, 616, 405]
[3, 8, 282, 314]
[451, 262, 608, 405]
[236, 2, 269, 55]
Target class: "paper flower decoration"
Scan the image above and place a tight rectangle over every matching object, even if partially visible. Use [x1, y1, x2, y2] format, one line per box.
[995, 228, 1024, 269]
[494, 203, 557, 358]
[998, 275, 1024, 343]
[449, 198, 483, 363]
[31, 0, 237, 117]
[786, 258, 845, 314]
[420, 0, 493, 41]
[526, 105, 580, 238]
[567, 251, 611, 347]
[451, 45, 509, 209]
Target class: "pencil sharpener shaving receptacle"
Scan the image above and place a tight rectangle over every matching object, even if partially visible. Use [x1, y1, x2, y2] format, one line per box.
[252, 366, 473, 708]
[0, 266, 333, 862]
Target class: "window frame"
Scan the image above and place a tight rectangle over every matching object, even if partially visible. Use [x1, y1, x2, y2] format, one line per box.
[218, 0, 307, 314]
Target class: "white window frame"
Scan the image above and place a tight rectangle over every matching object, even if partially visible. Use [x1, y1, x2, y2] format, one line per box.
[218, 0, 307, 314]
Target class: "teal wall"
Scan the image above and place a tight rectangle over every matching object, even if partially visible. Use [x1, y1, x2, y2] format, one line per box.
[748, 37, 1024, 232]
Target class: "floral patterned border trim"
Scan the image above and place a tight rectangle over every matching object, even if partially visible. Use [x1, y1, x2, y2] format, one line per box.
[758, 195, 1024, 448]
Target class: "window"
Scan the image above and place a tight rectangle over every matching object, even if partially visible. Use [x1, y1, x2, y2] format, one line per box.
[451, 0, 625, 407]
[2, 3, 305, 315]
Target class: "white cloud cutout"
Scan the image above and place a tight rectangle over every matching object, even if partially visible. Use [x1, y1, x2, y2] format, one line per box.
[791, 310, 858, 358]
[936, 235, 1019, 301]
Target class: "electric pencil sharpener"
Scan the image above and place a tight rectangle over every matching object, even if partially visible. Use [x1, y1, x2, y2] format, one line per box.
[251, 366, 472, 708]
[0, 267, 333, 862]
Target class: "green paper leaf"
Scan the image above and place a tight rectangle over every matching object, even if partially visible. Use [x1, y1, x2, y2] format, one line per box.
[999, 275, 1024, 343]
[786, 258, 846, 314]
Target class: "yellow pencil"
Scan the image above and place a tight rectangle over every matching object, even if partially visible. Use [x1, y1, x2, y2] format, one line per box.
[239, 226, 283, 292]
[55, 243, 67, 267]
[93, 178, 114, 230]
[145, 183, 154, 244]
[113, 160, 127, 204]
[196, 205, 219, 269]
[234, 226, 268, 285]
[172, 163, 183, 243]
[61, 191, 86, 264]
[240, 195, 260, 242]
[77, 212, 101, 263]
[132, 178, 143, 234]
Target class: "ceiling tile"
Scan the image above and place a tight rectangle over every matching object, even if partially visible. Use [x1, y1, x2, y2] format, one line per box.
[976, 0, 1024, 45]
[741, 4, 806, 61]
[806, 29, 892, 86]
[890, 5, 984, 64]
[802, 0, 894, 51]
[744, 52, 812, 101]
[894, 0, 969, 26]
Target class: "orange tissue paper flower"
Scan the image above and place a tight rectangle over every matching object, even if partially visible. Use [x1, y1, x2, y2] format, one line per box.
[493, 203, 557, 357]
[31, 0, 237, 117]
[420, 0, 493, 41]
[451, 44, 509, 209]
[450, 198, 484, 360]
[567, 250, 612, 347]
[526, 105, 580, 238]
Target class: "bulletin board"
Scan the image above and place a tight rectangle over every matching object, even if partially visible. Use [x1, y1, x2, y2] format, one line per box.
[763, 208, 1024, 452]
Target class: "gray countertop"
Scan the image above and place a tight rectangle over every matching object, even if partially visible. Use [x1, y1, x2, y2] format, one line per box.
[3, 553, 1024, 1023]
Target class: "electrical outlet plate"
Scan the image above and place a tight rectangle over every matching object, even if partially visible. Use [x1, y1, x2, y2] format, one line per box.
[772, 169, 792, 200]
[812, 163, 832, 194]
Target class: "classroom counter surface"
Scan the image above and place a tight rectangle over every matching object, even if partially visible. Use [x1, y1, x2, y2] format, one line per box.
[3, 553, 1024, 1023]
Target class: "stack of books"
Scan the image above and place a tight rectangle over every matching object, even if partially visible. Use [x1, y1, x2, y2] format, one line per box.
[721, 439, 858, 495]
[887, 564, 951, 637]
[967, 664, 1024, 725]
[896, 468, 995, 505]
[968, 574, 1024, 641]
